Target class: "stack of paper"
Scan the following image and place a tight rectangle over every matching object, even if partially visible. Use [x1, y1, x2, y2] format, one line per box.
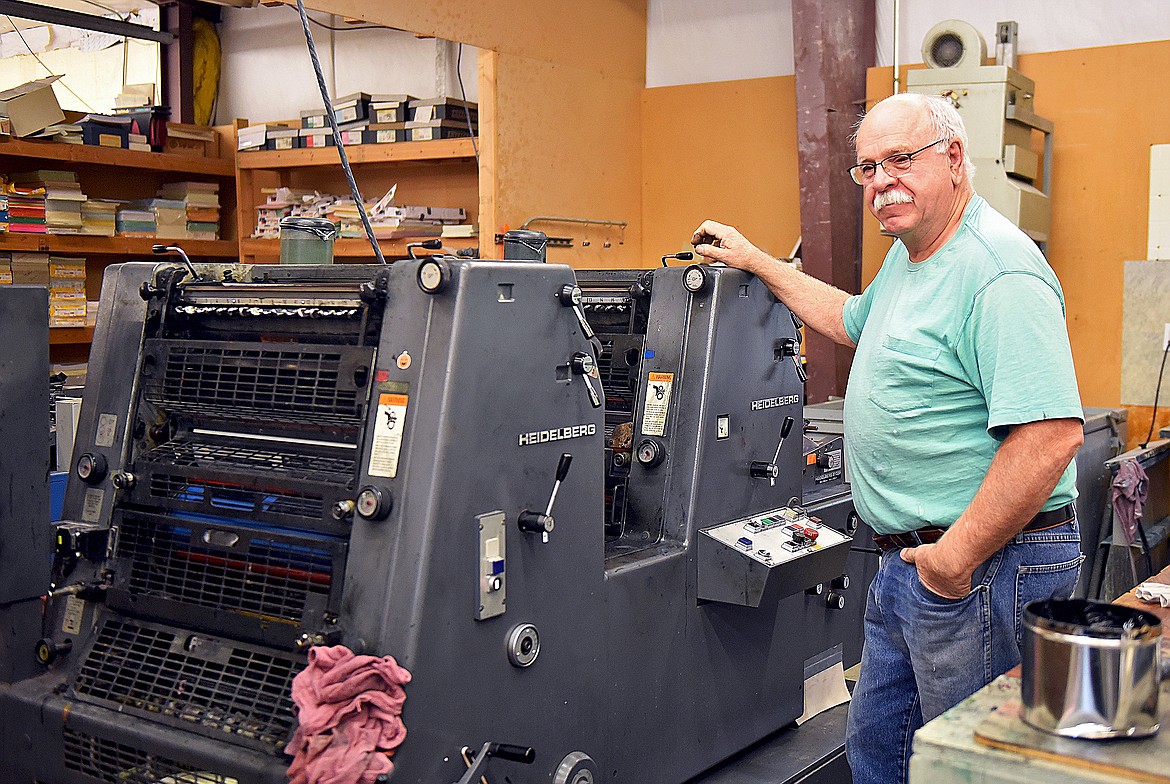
[22, 171, 86, 235]
[115, 204, 156, 237]
[137, 198, 187, 238]
[158, 181, 220, 239]
[6, 183, 46, 234]
[0, 252, 11, 284]
[48, 256, 86, 327]
[10, 252, 49, 284]
[81, 199, 118, 237]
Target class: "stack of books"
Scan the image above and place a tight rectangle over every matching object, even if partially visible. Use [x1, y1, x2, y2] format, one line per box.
[6, 182, 46, 234]
[48, 256, 86, 327]
[115, 204, 156, 237]
[158, 181, 220, 239]
[0, 252, 11, 284]
[0, 187, 8, 233]
[81, 199, 118, 237]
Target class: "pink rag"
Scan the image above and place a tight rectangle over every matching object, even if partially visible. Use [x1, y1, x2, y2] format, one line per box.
[285, 645, 412, 784]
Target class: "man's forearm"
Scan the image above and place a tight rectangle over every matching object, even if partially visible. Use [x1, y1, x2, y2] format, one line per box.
[743, 250, 855, 346]
[935, 418, 1084, 573]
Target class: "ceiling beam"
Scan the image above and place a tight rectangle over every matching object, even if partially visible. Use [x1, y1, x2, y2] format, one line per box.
[0, 0, 172, 43]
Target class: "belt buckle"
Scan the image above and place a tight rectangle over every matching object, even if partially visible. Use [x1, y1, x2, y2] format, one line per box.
[909, 530, 924, 546]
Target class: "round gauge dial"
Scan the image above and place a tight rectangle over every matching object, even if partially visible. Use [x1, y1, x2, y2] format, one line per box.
[682, 264, 708, 293]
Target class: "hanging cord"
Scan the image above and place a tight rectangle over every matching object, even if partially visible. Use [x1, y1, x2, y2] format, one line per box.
[1140, 342, 1170, 449]
[455, 43, 479, 169]
[292, 0, 386, 264]
[6, 16, 96, 112]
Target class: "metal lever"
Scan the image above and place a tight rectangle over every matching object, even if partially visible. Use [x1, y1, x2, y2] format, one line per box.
[752, 416, 794, 487]
[779, 336, 806, 383]
[558, 284, 603, 359]
[661, 251, 694, 267]
[570, 352, 602, 408]
[518, 453, 573, 543]
[407, 238, 443, 259]
[452, 742, 536, 784]
[152, 244, 199, 281]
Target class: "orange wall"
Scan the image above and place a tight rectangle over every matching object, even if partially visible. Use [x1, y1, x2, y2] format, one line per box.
[303, 0, 648, 267]
[645, 40, 1170, 429]
[642, 76, 802, 265]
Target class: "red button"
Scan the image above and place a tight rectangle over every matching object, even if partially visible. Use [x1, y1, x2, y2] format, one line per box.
[803, 528, 819, 540]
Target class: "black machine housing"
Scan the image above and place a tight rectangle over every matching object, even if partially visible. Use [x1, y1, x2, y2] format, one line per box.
[0, 258, 855, 784]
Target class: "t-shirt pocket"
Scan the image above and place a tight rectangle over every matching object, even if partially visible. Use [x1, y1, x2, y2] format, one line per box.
[869, 335, 941, 415]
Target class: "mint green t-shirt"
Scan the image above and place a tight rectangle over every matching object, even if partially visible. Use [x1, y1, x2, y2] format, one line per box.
[841, 196, 1082, 535]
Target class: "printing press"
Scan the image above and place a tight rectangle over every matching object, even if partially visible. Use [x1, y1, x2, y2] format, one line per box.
[0, 256, 857, 784]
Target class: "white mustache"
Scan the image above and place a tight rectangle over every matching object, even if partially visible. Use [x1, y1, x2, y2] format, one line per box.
[873, 190, 914, 210]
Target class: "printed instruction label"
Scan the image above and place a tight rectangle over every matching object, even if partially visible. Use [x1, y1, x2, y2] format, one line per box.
[641, 372, 675, 437]
[95, 413, 118, 448]
[82, 488, 104, 523]
[369, 393, 409, 478]
[62, 595, 85, 635]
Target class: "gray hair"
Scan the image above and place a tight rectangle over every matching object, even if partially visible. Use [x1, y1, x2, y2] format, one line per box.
[852, 93, 976, 185]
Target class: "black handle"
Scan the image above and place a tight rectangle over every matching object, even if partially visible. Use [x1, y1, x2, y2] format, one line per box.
[151, 244, 168, 254]
[488, 744, 536, 764]
[780, 416, 794, 439]
[555, 453, 573, 482]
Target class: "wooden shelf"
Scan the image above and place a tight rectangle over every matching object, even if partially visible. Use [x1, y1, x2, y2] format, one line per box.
[237, 138, 477, 169]
[49, 326, 94, 345]
[239, 236, 480, 260]
[0, 234, 237, 257]
[0, 136, 235, 177]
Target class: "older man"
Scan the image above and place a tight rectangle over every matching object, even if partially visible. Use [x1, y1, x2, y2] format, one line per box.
[692, 92, 1084, 784]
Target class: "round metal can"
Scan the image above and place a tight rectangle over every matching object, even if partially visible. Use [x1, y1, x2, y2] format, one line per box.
[279, 217, 337, 265]
[1021, 598, 1162, 739]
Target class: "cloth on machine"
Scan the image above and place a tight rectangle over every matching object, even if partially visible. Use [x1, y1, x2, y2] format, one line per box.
[285, 645, 412, 784]
[1111, 458, 1149, 546]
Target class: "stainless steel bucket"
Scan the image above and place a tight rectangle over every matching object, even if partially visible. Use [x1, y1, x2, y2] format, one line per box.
[1021, 598, 1162, 739]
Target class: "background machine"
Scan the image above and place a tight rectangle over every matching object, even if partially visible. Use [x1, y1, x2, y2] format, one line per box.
[0, 257, 854, 784]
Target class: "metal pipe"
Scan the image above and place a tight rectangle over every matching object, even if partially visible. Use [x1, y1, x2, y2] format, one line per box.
[0, 0, 173, 43]
[520, 216, 628, 230]
[892, 0, 901, 94]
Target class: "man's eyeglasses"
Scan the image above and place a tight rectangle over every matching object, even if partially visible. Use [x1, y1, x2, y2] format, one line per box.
[847, 138, 947, 185]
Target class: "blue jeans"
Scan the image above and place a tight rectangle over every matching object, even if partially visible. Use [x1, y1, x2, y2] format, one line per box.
[845, 519, 1083, 784]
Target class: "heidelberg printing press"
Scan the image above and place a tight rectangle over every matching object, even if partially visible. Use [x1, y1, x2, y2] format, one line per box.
[0, 255, 856, 784]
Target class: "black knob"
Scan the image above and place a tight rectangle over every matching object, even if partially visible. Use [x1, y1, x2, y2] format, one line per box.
[791, 529, 808, 546]
[111, 472, 136, 490]
[570, 351, 595, 376]
[558, 284, 583, 306]
[635, 438, 664, 468]
[805, 583, 824, 596]
[826, 591, 845, 610]
[355, 486, 393, 521]
[629, 272, 654, 299]
[35, 637, 72, 665]
[76, 452, 108, 484]
[518, 511, 555, 534]
[750, 461, 778, 480]
[831, 574, 850, 590]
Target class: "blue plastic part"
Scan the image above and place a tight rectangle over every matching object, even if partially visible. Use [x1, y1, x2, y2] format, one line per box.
[50, 471, 67, 522]
[644, 349, 655, 359]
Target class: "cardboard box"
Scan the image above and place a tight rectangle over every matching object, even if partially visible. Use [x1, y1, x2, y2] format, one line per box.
[163, 122, 216, 157]
[265, 127, 301, 151]
[408, 97, 478, 125]
[362, 122, 406, 144]
[0, 76, 65, 137]
[370, 94, 414, 124]
[298, 127, 334, 148]
[405, 119, 475, 142]
[331, 92, 370, 124]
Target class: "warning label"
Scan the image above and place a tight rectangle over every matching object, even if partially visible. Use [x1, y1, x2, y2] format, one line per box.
[62, 595, 85, 635]
[369, 393, 409, 478]
[641, 372, 674, 437]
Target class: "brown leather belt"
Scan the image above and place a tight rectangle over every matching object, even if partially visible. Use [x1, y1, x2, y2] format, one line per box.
[871, 502, 1075, 553]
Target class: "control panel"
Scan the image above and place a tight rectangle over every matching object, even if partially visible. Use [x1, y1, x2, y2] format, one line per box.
[697, 505, 852, 607]
[707, 505, 849, 566]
